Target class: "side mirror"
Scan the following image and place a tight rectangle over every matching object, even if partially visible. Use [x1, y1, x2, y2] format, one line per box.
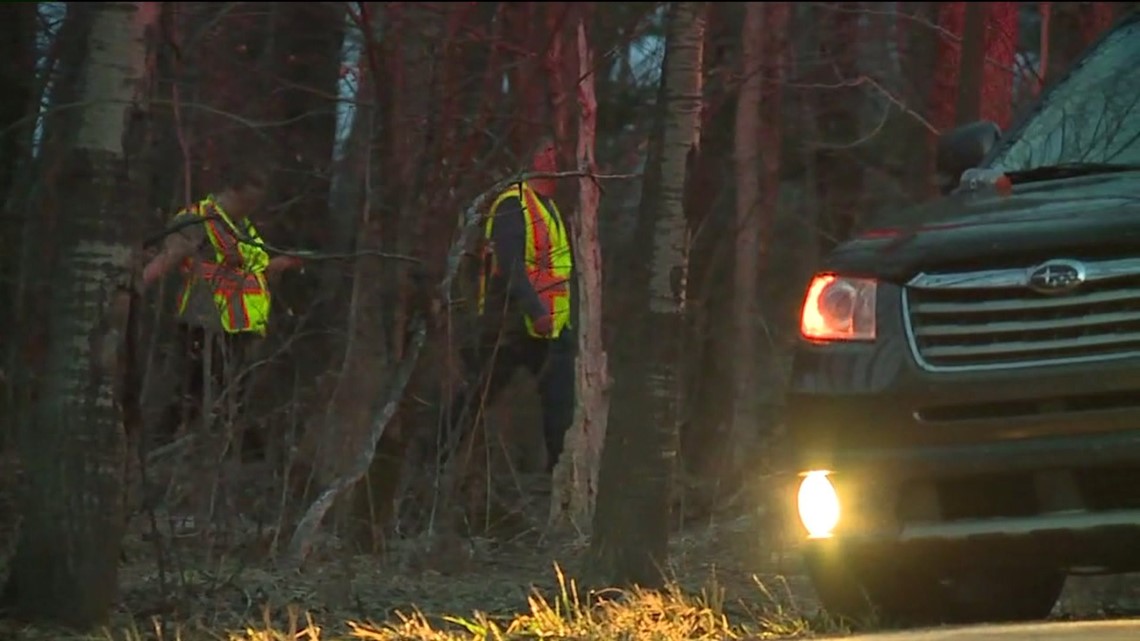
[935, 120, 1002, 195]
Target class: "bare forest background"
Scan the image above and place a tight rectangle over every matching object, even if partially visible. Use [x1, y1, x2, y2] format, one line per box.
[0, 0, 1135, 635]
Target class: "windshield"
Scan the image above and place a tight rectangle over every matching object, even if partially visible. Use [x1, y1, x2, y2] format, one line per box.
[986, 15, 1140, 172]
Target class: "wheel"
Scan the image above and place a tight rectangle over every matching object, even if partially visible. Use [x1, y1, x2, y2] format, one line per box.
[803, 545, 1066, 628]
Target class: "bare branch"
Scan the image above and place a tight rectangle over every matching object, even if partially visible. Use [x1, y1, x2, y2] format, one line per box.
[279, 167, 635, 569]
[788, 74, 940, 136]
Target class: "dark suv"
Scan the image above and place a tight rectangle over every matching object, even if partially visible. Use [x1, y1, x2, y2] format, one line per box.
[784, 9, 1140, 627]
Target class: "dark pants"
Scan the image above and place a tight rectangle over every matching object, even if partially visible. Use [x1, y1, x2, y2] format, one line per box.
[441, 327, 576, 473]
[148, 323, 262, 459]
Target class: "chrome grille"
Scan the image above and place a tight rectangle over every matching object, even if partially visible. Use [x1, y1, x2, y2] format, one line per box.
[903, 257, 1140, 371]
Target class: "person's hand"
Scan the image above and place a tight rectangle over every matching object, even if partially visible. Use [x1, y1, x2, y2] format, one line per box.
[269, 255, 305, 275]
[532, 312, 553, 337]
[279, 255, 305, 271]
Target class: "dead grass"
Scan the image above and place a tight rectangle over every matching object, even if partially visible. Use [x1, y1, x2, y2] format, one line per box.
[2, 510, 838, 641]
[6, 504, 1139, 641]
[86, 563, 821, 641]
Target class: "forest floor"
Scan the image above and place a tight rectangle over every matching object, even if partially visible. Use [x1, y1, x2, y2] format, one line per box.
[7, 505, 1140, 641]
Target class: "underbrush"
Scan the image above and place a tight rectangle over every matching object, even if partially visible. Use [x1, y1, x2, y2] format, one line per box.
[11, 564, 831, 641]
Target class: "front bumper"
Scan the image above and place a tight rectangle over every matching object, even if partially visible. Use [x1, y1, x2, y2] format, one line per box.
[801, 511, 1140, 573]
[782, 284, 1140, 567]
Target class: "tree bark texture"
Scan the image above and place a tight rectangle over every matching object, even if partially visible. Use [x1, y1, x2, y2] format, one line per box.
[980, 2, 1018, 129]
[954, 2, 986, 126]
[325, 2, 440, 547]
[1080, 2, 1116, 48]
[813, 2, 864, 254]
[3, 2, 157, 628]
[748, 1, 790, 478]
[674, 3, 734, 490]
[1048, 3, 1128, 83]
[1037, 2, 1051, 95]
[550, 12, 610, 532]
[0, 3, 36, 207]
[589, 0, 706, 589]
[896, 2, 942, 200]
[930, 2, 965, 134]
[0, 2, 39, 445]
[730, 2, 763, 472]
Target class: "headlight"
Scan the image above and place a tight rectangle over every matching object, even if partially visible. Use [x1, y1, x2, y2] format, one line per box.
[797, 470, 840, 539]
[800, 273, 877, 342]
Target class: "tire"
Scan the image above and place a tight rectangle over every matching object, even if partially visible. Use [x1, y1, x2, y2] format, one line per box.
[803, 546, 1066, 628]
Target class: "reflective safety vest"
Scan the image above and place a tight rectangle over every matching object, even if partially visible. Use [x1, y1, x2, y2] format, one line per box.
[176, 195, 271, 336]
[478, 181, 573, 339]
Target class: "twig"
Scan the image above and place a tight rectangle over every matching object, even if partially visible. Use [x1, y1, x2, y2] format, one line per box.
[278, 168, 634, 569]
[280, 317, 425, 570]
[143, 171, 636, 262]
[788, 74, 940, 136]
[145, 433, 197, 464]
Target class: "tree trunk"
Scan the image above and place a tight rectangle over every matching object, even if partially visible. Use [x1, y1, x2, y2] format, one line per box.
[550, 12, 609, 532]
[509, 2, 551, 153]
[589, 0, 706, 589]
[758, 3, 790, 223]
[547, 2, 576, 180]
[730, 2, 763, 474]
[322, 4, 378, 304]
[179, 3, 277, 193]
[813, 3, 865, 255]
[1080, 2, 1116, 48]
[1037, 2, 1051, 95]
[674, 3, 734, 494]
[0, 2, 39, 444]
[269, 2, 344, 238]
[323, 1, 441, 547]
[753, 0, 789, 478]
[930, 2, 965, 134]
[1045, 3, 1083, 84]
[2, 1, 157, 628]
[897, 2, 942, 200]
[262, 2, 346, 384]
[980, 2, 1018, 129]
[0, 3, 36, 206]
[955, 2, 986, 126]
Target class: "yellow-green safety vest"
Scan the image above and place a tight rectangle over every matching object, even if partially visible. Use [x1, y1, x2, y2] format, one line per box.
[176, 195, 271, 336]
[478, 182, 573, 339]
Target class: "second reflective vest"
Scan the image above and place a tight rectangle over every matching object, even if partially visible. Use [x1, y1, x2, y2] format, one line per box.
[176, 195, 272, 336]
[478, 182, 573, 339]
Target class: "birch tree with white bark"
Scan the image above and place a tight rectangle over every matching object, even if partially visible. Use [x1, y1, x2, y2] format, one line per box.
[1, 1, 159, 627]
[590, 0, 707, 588]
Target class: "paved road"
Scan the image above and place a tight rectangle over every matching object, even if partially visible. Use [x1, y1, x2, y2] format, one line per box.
[821, 619, 1140, 640]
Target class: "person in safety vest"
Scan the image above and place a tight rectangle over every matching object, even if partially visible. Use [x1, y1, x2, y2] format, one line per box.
[138, 162, 302, 459]
[441, 137, 577, 475]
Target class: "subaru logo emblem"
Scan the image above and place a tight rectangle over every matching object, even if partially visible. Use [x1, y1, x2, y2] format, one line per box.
[1026, 259, 1086, 295]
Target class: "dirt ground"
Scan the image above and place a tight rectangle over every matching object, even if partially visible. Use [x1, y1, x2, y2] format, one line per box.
[100, 513, 813, 636]
[89, 513, 1140, 639]
[4, 471, 1140, 640]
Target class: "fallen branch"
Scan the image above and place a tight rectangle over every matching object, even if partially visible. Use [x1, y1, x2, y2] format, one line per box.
[280, 317, 427, 570]
[145, 433, 196, 464]
[279, 169, 627, 570]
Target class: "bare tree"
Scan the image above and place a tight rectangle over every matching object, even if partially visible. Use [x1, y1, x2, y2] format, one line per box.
[729, 2, 763, 475]
[590, 0, 707, 588]
[980, 3, 1018, 129]
[1037, 2, 1051, 95]
[0, 2, 39, 440]
[550, 12, 610, 531]
[2, 2, 158, 627]
[931, 1, 965, 133]
[955, 3, 986, 125]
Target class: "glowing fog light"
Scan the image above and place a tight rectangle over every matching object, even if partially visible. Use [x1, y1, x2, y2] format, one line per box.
[797, 471, 840, 539]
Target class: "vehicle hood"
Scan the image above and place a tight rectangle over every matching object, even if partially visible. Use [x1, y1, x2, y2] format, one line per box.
[826, 171, 1140, 283]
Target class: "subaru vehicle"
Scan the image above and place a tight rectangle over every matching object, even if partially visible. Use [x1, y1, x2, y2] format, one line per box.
[784, 9, 1140, 627]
